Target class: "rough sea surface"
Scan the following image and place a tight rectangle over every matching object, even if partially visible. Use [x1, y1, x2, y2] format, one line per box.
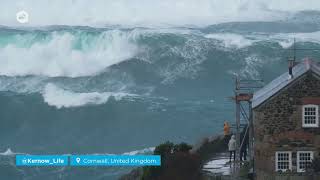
[1, 0, 320, 179]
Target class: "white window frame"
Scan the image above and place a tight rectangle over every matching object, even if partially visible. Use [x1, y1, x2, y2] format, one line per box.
[302, 104, 319, 128]
[297, 151, 314, 173]
[275, 151, 292, 172]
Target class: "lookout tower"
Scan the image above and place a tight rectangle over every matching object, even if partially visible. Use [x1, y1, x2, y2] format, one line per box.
[232, 77, 262, 176]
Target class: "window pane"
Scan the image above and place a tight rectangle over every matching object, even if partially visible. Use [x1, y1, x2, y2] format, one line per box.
[277, 152, 290, 171]
[298, 152, 313, 172]
[304, 106, 318, 126]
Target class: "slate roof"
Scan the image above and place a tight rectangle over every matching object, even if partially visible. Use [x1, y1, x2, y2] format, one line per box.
[252, 59, 320, 108]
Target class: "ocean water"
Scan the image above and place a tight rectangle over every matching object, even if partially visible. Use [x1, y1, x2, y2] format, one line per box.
[1, 0, 320, 179]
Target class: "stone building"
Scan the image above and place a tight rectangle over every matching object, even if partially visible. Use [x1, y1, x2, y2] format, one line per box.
[252, 59, 320, 180]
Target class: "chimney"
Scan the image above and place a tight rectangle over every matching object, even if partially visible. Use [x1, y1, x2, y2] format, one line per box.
[288, 58, 295, 79]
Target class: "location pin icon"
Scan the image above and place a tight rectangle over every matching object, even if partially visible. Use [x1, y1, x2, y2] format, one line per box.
[76, 157, 81, 163]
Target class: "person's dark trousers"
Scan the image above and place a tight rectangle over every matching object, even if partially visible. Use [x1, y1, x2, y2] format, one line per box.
[224, 135, 231, 145]
[240, 148, 247, 161]
[229, 151, 235, 162]
[243, 149, 247, 161]
[240, 149, 244, 161]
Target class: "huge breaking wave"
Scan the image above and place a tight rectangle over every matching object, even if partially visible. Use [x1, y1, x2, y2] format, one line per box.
[2, 27, 320, 78]
[0, 30, 140, 77]
[1, 23, 320, 108]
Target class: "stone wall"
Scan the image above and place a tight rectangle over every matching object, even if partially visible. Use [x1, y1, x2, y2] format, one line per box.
[256, 170, 320, 180]
[253, 72, 320, 179]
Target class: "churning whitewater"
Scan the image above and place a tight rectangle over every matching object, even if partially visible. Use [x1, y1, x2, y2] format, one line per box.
[1, 27, 320, 108]
[1, 1, 320, 180]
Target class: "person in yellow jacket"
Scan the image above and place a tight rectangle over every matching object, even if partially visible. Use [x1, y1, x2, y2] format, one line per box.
[223, 121, 230, 136]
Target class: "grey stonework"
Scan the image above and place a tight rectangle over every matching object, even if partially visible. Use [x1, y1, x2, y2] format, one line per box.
[253, 72, 320, 180]
[256, 170, 320, 180]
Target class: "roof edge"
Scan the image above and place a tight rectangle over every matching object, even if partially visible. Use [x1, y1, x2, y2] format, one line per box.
[252, 59, 320, 109]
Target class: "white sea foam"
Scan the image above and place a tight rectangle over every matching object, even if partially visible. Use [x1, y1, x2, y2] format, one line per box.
[0, 148, 15, 156]
[42, 83, 134, 108]
[123, 147, 155, 155]
[0, 148, 25, 156]
[1, 0, 320, 27]
[205, 33, 256, 49]
[80, 147, 155, 156]
[276, 39, 295, 49]
[0, 30, 139, 77]
[205, 31, 320, 49]
[240, 55, 264, 78]
[272, 31, 320, 48]
[159, 36, 209, 84]
[227, 54, 280, 79]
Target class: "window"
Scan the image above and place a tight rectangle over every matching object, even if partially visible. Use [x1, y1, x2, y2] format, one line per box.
[276, 151, 292, 172]
[302, 105, 319, 127]
[297, 151, 314, 172]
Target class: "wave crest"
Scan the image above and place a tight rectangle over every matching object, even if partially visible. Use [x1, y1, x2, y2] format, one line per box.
[0, 30, 139, 77]
[43, 83, 135, 108]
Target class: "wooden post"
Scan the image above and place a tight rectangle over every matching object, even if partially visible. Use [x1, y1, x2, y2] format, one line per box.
[249, 101, 253, 162]
[236, 100, 241, 162]
[235, 76, 241, 164]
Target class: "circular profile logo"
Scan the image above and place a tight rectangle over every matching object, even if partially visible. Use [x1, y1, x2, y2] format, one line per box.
[16, 10, 29, 24]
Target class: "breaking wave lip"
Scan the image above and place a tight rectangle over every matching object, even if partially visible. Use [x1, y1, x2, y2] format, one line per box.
[91, 147, 155, 156]
[272, 31, 320, 48]
[205, 33, 256, 49]
[42, 83, 137, 108]
[122, 147, 155, 155]
[0, 148, 26, 156]
[1, 0, 320, 27]
[204, 31, 320, 49]
[0, 30, 139, 77]
[1, 28, 320, 89]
